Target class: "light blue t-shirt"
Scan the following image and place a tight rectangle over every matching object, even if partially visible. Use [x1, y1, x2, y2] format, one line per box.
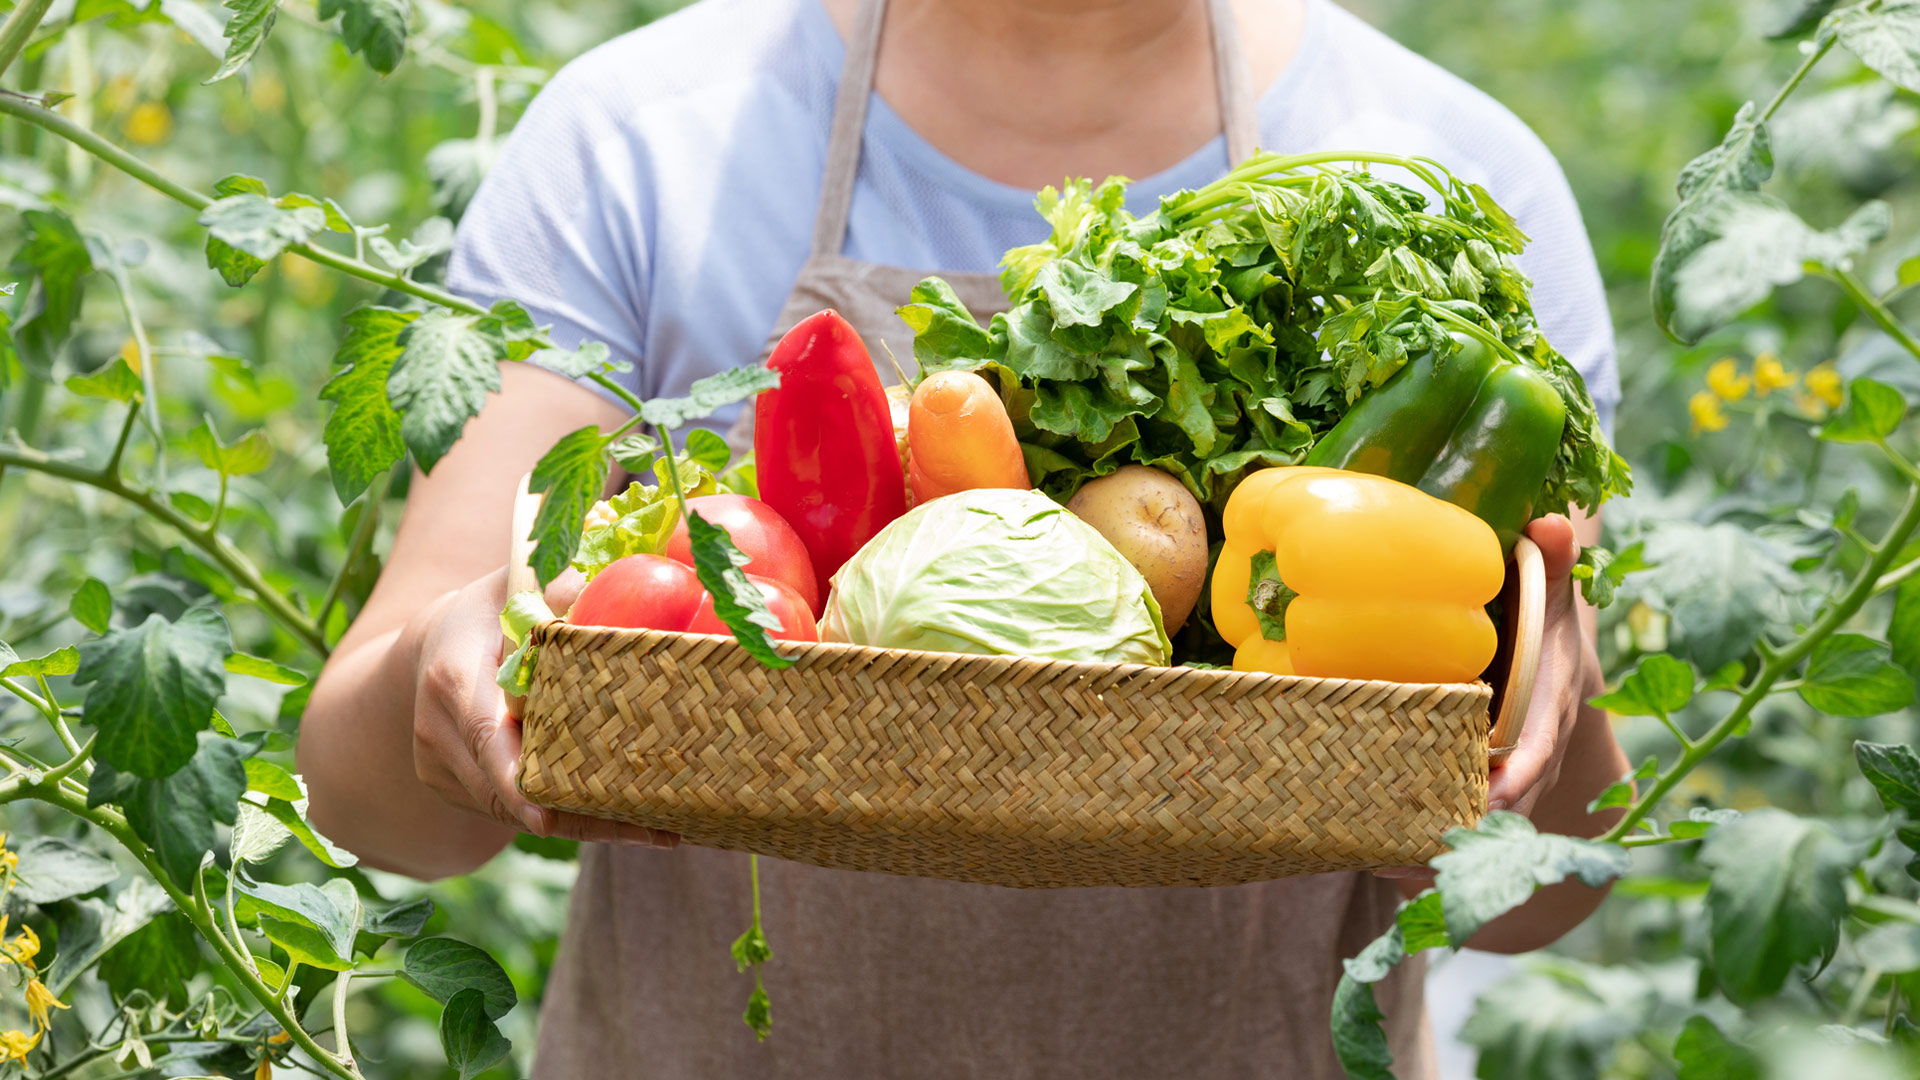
[448, 0, 1620, 436]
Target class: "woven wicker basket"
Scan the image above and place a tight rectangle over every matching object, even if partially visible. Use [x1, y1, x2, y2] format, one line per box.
[513, 485, 1546, 889]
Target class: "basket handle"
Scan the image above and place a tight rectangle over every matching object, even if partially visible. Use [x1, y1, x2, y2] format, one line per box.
[503, 472, 544, 720]
[1488, 534, 1546, 762]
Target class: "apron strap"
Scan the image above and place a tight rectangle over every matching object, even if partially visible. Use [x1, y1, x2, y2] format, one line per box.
[811, 0, 1261, 259]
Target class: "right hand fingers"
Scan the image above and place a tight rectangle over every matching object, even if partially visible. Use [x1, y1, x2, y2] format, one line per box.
[412, 570, 678, 849]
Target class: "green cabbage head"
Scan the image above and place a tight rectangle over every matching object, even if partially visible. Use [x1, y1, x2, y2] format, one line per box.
[820, 488, 1169, 664]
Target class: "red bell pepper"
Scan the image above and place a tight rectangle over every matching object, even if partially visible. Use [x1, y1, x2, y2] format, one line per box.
[755, 310, 907, 606]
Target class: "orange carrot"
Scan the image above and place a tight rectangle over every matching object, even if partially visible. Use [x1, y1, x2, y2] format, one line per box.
[906, 371, 1030, 504]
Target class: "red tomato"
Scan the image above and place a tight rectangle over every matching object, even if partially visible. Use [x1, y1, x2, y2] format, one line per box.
[664, 494, 820, 613]
[567, 554, 705, 631]
[685, 574, 819, 642]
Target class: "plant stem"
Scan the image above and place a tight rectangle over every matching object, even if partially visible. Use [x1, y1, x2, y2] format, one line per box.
[36, 1032, 273, 1080]
[0, 92, 486, 317]
[1760, 33, 1839, 124]
[0, 0, 55, 81]
[1603, 483, 1920, 842]
[0, 444, 328, 656]
[1834, 268, 1920, 366]
[104, 245, 163, 476]
[331, 971, 356, 1071]
[22, 780, 362, 1080]
[104, 401, 141, 479]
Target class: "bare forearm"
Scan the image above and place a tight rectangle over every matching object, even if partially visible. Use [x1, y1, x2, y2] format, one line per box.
[299, 617, 513, 879]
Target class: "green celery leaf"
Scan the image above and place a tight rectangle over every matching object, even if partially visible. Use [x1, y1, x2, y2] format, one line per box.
[1798, 634, 1915, 717]
[388, 307, 507, 472]
[527, 426, 609, 587]
[1830, 0, 1920, 93]
[318, 0, 410, 75]
[402, 937, 518, 1019]
[321, 306, 414, 503]
[637, 366, 781, 430]
[1818, 377, 1907, 443]
[120, 732, 250, 885]
[685, 509, 792, 669]
[65, 357, 143, 402]
[1590, 654, 1696, 718]
[1431, 812, 1630, 943]
[9, 836, 120, 903]
[1699, 809, 1866, 1001]
[71, 577, 112, 634]
[234, 873, 361, 970]
[75, 605, 233, 778]
[439, 988, 512, 1080]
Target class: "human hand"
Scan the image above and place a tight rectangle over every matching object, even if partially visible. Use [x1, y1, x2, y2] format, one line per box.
[405, 566, 679, 847]
[1374, 513, 1600, 881]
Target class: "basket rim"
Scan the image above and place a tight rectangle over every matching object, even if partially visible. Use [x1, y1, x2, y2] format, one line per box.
[526, 619, 1494, 701]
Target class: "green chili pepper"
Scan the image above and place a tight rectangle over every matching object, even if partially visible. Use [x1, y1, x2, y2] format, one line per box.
[1304, 334, 1567, 550]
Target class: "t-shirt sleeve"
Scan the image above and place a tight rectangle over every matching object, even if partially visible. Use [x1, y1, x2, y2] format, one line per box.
[1499, 140, 1621, 442]
[446, 61, 653, 410]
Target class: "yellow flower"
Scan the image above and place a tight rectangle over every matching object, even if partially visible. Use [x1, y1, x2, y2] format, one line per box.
[1752, 352, 1796, 397]
[119, 337, 143, 375]
[124, 101, 173, 146]
[250, 73, 287, 113]
[257, 1056, 274, 1080]
[2, 924, 40, 967]
[1805, 363, 1843, 410]
[1707, 357, 1751, 400]
[0, 1027, 38, 1064]
[1690, 390, 1729, 433]
[25, 980, 68, 1033]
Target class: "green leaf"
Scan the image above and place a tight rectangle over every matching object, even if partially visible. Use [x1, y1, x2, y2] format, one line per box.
[1571, 542, 1648, 609]
[1817, 378, 1907, 443]
[638, 366, 781, 430]
[1699, 809, 1866, 1001]
[75, 605, 233, 778]
[527, 426, 609, 588]
[367, 216, 452, 275]
[2, 643, 79, 677]
[1431, 812, 1631, 943]
[225, 652, 308, 686]
[495, 589, 555, 696]
[230, 798, 294, 864]
[189, 414, 273, 476]
[8, 209, 94, 370]
[1673, 1015, 1761, 1080]
[1830, 0, 1920, 94]
[121, 732, 250, 885]
[1588, 755, 1660, 814]
[208, 0, 281, 82]
[1798, 634, 1916, 717]
[1462, 958, 1689, 1080]
[319, 0, 409, 74]
[1650, 102, 1771, 343]
[1856, 741, 1920, 880]
[360, 896, 435, 940]
[1395, 890, 1449, 954]
[1330, 923, 1408, 1080]
[684, 427, 731, 472]
[1669, 806, 1741, 840]
[45, 879, 173, 992]
[1591, 654, 1696, 718]
[897, 278, 995, 372]
[65, 357, 144, 401]
[235, 874, 361, 970]
[71, 577, 112, 634]
[511, 833, 580, 860]
[402, 937, 518, 1019]
[1891, 552, 1920, 685]
[685, 509, 792, 669]
[98, 911, 200, 1005]
[259, 797, 358, 868]
[439, 988, 512, 1080]
[1626, 521, 1808, 672]
[1668, 198, 1888, 343]
[608, 431, 660, 474]
[321, 306, 415, 503]
[388, 308, 506, 473]
[10, 836, 120, 903]
[243, 757, 303, 801]
[530, 340, 620, 380]
[197, 193, 324, 261]
[1246, 549, 1296, 642]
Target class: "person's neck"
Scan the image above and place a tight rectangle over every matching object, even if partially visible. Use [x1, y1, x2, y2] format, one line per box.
[820, 0, 1304, 190]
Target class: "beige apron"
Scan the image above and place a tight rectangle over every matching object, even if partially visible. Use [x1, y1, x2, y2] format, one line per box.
[534, 2, 1438, 1076]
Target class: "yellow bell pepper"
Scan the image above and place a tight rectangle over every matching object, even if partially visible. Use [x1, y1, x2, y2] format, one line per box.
[1211, 466, 1505, 684]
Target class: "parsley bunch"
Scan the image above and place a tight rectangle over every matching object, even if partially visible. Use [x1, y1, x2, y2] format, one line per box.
[898, 150, 1630, 519]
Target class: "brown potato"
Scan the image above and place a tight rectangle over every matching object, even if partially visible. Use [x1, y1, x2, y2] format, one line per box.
[1066, 465, 1208, 634]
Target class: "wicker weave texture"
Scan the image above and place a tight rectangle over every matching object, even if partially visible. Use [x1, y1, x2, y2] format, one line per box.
[518, 623, 1492, 888]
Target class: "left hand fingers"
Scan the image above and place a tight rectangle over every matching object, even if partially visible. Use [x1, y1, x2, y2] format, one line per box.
[1486, 515, 1584, 815]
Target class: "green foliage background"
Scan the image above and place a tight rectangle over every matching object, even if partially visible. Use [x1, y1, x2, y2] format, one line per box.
[6, 0, 1920, 1077]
